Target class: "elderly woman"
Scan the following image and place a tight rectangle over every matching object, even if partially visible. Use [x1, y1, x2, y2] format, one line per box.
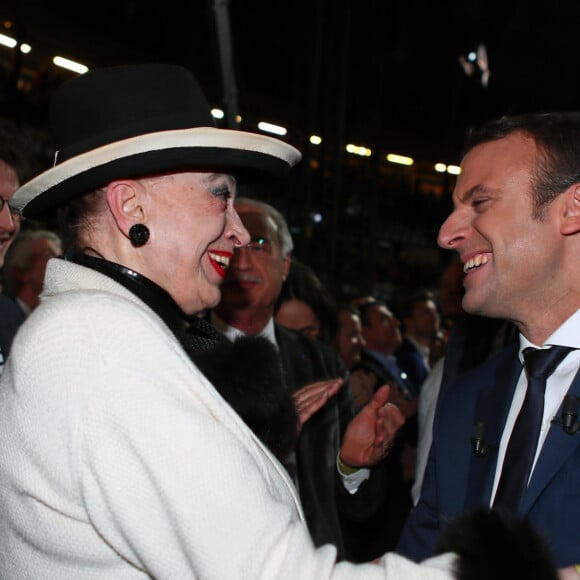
[0, 64, 553, 580]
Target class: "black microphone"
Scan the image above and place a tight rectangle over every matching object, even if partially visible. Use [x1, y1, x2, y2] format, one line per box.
[562, 395, 580, 435]
[471, 421, 488, 456]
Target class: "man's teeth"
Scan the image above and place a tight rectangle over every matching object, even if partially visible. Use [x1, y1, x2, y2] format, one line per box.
[464, 255, 489, 273]
[209, 252, 230, 269]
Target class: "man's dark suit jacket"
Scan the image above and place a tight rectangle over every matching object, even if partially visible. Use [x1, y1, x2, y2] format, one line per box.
[0, 294, 26, 362]
[275, 323, 389, 562]
[397, 341, 580, 568]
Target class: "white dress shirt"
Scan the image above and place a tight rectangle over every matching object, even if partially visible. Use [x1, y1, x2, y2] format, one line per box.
[490, 308, 580, 503]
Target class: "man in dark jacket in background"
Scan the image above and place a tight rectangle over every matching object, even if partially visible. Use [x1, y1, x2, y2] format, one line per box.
[210, 196, 404, 562]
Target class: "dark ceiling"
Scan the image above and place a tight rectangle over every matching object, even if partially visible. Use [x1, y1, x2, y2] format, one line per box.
[2, 0, 580, 165]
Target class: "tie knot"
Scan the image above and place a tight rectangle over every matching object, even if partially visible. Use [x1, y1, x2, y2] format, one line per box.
[523, 346, 575, 379]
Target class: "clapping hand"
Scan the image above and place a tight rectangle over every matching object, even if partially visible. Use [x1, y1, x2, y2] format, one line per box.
[339, 384, 405, 468]
[292, 378, 344, 433]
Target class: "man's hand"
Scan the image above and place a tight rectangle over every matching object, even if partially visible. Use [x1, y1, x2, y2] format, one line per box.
[388, 387, 419, 419]
[348, 369, 376, 411]
[292, 378, 343, 433]
[339, 384, 405, 468]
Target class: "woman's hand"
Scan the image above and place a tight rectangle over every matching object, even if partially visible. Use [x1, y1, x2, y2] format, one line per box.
[559, 566, 580, 580]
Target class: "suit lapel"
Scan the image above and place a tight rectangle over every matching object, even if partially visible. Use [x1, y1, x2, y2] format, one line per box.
[464, 344, 522, 510]
[522, 367, 580, 512]
[275, 324, 309, 394]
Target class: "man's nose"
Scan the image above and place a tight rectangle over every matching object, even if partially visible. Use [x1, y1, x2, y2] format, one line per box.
[0, 203, 17, 230]
[438, 210, 466, 250]
[232, 245, 253, 267]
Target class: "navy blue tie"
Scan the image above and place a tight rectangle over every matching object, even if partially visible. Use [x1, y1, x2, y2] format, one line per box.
[493, 345, 574, 510]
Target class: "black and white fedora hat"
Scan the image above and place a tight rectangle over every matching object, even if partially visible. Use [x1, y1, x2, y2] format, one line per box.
[12, 63, 302, 219]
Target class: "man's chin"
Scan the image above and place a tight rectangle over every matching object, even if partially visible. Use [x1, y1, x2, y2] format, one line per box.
[462, 293, 498, 318]
[220, 286, 255, 309]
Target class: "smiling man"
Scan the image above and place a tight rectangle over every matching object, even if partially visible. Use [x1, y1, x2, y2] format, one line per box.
[396, 112, 580, 576]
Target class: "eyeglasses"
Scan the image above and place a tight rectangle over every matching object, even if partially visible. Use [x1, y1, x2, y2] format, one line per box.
[0, 196, 24, 223]
[238, 237, 276, 256]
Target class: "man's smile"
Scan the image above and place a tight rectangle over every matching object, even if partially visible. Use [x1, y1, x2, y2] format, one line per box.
[463, 253, 490, 274]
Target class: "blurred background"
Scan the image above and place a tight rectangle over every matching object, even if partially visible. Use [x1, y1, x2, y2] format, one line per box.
[0, 0, 579, 300]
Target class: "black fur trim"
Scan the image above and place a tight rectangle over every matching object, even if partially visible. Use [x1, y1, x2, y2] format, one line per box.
[191, 335, 299, 463]
[435, 508, 558, 580]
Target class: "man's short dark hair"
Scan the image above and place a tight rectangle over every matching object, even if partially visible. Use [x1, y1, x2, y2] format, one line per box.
[464, 112, 580, 219]
[398, 289, 435, 320]
[357, 299, 387, 328]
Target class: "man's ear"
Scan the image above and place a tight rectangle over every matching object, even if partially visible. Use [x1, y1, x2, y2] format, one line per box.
[282, 252, 292, 281]
[105, 180, 146, 235]
[560, 184, 580, 236]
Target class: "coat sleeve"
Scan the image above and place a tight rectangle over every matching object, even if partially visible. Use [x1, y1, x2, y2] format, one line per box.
[78, 306, 452, 579]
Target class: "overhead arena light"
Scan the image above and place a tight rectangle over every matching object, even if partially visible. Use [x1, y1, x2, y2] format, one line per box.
[386, 153, 414, 166]
[53, 56, 88, 75]
[0, 33, 16, 48]
[258, 121, 287, 136]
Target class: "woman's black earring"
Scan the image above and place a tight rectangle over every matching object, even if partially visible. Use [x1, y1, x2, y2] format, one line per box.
[129, 224, 150, 247]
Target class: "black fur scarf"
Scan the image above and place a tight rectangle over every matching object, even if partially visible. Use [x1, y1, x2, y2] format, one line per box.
[184, 329, 299, 464]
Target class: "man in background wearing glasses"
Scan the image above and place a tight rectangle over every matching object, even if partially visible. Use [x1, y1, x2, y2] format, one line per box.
[210, 196, 403, 563]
